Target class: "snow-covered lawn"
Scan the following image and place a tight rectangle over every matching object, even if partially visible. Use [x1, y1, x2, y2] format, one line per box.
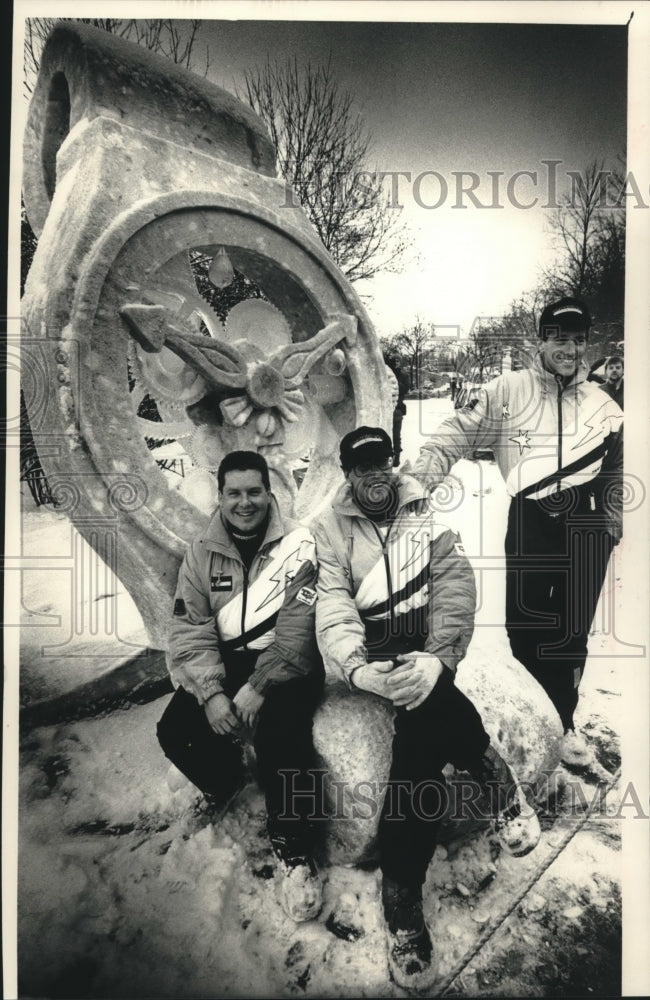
[17, 687, 622, 998]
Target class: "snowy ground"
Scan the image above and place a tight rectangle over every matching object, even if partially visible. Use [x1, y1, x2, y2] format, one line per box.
[18, 693, 622, 999]
[14, 397, 627, 997]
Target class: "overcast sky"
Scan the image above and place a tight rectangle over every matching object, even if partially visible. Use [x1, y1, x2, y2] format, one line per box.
[13, 2, 633, 338]
[195, 16, 628, 337]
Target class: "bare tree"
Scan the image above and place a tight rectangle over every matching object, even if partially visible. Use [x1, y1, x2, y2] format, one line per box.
[383, 319, 435, 390]
[241, 57, 411, 283]
[23, 17, 208, 97]
[460, 310, 535, 383]
[542, 157, 625, 334]
[505, 288, 550, 341]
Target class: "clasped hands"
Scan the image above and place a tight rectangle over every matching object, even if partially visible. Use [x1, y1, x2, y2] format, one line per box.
[204, 682, 264, 735]
[352, 652, 444, 710]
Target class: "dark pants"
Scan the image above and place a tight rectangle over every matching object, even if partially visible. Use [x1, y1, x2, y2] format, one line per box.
[157, 661, 323, 854]
[505, 488, 614, 731]
[378, 667, 490, 888]
[392, 407, 405, 466]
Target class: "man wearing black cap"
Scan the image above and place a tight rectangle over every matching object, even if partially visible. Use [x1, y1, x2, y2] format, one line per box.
[414, 297, 624, 768]
[314, 426, 540, 991]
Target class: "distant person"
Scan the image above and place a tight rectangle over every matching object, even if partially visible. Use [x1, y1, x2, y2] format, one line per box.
[601, 355, 624, 409]
[413, 298, 623, 768]
[386, 361, 410, 467]
[158, 451, 324, 923]
[449, 375, 457, 401]
[314, 426, 540, 991]
[453, 373, 465, 408]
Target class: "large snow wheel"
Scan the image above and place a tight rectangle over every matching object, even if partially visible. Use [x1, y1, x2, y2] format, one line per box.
[21, 22, 391, 649]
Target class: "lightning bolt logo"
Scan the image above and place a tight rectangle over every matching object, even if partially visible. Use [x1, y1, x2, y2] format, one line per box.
[399, 527, 432, 573]
[509, 429, 531, 455]
[571, 401, 616, 451]
[255, 547, 301, 612]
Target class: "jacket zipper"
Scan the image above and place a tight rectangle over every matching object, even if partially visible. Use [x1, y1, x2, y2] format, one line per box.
[369, 521, 395, 627]
[555, 375, 564, 494]
[241, 563, 249, 650]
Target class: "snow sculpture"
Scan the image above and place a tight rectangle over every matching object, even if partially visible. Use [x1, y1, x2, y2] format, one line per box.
[22, 22, 392, 648]
[22, 24, 562, 864]
[316, 655, 563, 865]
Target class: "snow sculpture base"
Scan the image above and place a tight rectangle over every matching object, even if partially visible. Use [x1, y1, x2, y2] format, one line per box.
[312, 647, 563, 864]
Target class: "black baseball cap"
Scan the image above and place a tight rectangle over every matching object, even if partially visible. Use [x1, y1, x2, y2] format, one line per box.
[339, 426, 393, 471]
[538, 297, 591, 339]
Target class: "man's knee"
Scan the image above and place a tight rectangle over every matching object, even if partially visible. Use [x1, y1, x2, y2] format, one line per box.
[258, 677, 322, 725]
[157, 687, 195, 750]
[157, 694, 182, 756]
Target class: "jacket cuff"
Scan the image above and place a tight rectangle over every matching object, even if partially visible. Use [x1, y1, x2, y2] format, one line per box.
[343, 649, 368, 689]
[427, 648, 458, 676]
[437, 656, 457, 676]
[191, 671, 225, 705]
[247, 669, 272, 696]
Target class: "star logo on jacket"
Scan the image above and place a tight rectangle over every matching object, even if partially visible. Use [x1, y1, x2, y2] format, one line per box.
[502, 402, 511, 419]
[509, 429, 531, 455]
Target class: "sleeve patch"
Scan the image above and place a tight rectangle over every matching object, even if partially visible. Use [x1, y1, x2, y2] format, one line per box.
[296, 586, 317, 607]
[173, 598, 186, 616]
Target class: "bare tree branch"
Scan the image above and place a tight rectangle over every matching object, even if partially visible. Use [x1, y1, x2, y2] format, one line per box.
[383, 319, 435, 388]
[24, 17, 207, 98]
[240, 57, 412, 283]
[541, 157, 625, 329]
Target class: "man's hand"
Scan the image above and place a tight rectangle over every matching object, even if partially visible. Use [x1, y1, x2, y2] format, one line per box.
[204, 693, 240, 735]
[233, 682, 265, 728]
[385, 653, 444, 710]
[350, 660, 396, 698]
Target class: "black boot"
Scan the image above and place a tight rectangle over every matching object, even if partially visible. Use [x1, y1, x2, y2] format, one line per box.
[381, 877, 436, 991]
[467, 744, 541, 857]
[270, 834, 322, 923]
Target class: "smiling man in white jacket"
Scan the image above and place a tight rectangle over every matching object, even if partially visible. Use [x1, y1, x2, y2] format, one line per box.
[158, 450, 324, 923]
[414, 297, 624, 768]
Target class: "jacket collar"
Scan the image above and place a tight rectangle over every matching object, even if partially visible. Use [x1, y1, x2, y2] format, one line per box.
[203, 494, 286, 554]
[331, 473, 428, 519]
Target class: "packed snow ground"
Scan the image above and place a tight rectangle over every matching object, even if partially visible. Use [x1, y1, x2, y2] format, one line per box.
[15, 397, 626, 997]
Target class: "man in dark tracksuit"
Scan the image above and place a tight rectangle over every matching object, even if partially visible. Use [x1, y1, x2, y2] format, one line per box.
[414, 298, 624, 768]
[157, 450, 324, 922]
[314, 427, 540, 991]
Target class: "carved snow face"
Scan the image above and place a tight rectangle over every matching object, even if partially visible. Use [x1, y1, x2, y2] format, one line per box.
[219, 469, 271, 533]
